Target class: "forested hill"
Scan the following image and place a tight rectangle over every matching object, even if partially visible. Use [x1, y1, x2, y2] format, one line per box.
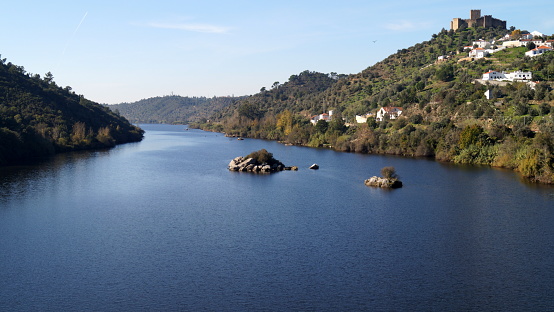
[194, 27, 554, 184]
[211, 70, 345, 120]
[0, 56, 144, 166]
[109, 95, 245, 124]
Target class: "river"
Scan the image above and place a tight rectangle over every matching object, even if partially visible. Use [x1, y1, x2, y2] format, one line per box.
[1, 124, 553, 311]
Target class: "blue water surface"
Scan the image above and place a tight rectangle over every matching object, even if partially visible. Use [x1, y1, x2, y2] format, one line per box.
[1, 124, 553, 311]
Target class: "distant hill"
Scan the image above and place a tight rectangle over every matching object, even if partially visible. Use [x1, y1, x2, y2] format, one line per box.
[0, 56, 144, 166]
[109, 95, 244, 124]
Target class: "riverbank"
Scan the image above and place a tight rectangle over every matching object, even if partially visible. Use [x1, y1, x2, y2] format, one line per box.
[190, 122, 554, 185]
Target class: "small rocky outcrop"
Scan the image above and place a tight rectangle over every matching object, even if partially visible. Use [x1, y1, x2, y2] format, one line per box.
[309, 164, 319, 170]
[228, 149, 291, 173]
[364, 176, 403, 188]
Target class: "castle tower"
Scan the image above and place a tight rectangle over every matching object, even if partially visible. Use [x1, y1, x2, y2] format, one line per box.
[470, 9, 481, 20]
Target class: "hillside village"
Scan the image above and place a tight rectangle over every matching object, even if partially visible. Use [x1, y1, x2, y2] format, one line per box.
[188, 9, 554, 183]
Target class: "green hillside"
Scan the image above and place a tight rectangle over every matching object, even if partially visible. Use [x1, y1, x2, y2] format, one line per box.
[0, 56, 144, 166]
[110, 95, 244, 124]
[193, 27, 554, 183]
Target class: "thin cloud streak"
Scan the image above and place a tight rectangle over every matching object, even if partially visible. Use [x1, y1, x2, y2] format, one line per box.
[148, 22, 231, 34]
[55, 11, 88, 69]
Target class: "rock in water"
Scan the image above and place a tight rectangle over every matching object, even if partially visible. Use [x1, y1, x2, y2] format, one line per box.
[309, 164, 319, 170]
[364, 176, 403, 188]
[228, 150, 294, 173]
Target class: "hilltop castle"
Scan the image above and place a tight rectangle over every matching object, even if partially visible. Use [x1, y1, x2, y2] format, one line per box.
[451, 10, 506, 31]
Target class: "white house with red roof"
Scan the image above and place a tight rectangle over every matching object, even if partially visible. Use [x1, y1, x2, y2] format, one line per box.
[310, 110, 333, 124]
[525, 46, 553, 57]
[376, 107, 403, 122]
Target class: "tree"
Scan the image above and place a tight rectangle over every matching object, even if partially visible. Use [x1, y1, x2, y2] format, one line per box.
[435, 64, 454, 82]
[44, 71, 54, 84]
[366, 117, 377, 129]
[238, 102, 261, 120]
[315, 119, 328, 134]
[458, 125, 486, 149]
[276, 110, 293, 135]
[328, 111, 346, 133]
[527, 42, 536, 50]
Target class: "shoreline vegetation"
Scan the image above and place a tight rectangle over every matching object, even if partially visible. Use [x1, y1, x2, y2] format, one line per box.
[188, 27, 554, 184]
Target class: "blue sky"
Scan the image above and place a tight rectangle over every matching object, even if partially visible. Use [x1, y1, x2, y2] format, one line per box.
[2, 0, 553, 104]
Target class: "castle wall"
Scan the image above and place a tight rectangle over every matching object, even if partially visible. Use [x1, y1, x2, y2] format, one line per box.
[450, 10, 506, 30]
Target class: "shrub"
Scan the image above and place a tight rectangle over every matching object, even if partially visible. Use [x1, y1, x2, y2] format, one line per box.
[381, 166, 398, 179]
[245, 149, 278, 165]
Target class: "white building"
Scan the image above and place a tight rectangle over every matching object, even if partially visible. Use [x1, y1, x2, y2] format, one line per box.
[530, 30, 544, 38]
[472, 39, 492, 49]
[310, 110, 333, 124]
[484, 89, 492, 100]
[482, 70, 532, 81]
[520, 33, 533, 40]
[502, 40, 522, 48]
[520, 39, 545, 47]
[376, 107, 403, 122]
[525, 46, 553, 57]
[469, 48, 490, 58]
[355, 113, 375, 124]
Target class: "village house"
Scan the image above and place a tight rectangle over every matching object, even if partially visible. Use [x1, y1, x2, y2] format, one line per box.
[482, 70, 532, 81]
[520, 39, 545, 47]
[310, 110, 333, 124]
[503, 39, 546, 48]
[520, 33, 534, 40]
[525, 46, 553, 57]
[376, 107, 403, 122]
[469, 47, 490, 58]
[472, 39, 492, 49]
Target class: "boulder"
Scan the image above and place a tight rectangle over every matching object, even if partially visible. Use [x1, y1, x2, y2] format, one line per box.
[228, 154, 294, 173]
[309, 164, 319, 170]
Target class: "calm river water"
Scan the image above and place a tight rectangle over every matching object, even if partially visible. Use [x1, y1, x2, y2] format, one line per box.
[1, 124, 553, 311]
